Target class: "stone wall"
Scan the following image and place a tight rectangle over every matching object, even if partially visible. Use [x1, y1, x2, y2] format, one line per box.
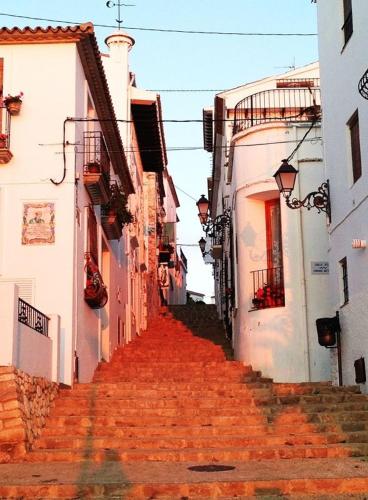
[0, 366, 58, 463]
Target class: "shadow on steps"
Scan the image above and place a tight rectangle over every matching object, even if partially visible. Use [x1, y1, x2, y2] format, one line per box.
[168, 304, 234, 360]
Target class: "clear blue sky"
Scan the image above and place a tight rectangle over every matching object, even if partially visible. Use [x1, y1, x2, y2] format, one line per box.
[0, 1, 319, 301]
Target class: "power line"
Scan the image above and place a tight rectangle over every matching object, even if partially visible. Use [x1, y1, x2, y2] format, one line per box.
[69, 112, 314, 124]
[174, 185, 198, 202]
[147, 89, 225, 93]
[58, 137, 322, 154]
[0, 12, 318, 37]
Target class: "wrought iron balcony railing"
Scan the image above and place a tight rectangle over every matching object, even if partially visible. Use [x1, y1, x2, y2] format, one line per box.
[18, 298, 49, 336]
[251, 266, 285, 310]
[83, 132, 111, 206]
[84, 131, 110, 176]
[233, 87, 320, 135]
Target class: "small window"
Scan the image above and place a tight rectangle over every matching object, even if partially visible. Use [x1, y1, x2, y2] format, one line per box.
[339, 257, 349, 305]
[348, 110, 362, 183]
[342, 0, 353, 45]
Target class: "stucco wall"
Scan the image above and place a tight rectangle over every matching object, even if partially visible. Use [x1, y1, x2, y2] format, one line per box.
[231, 123, 331, 382]
[317, 0, 368, 390]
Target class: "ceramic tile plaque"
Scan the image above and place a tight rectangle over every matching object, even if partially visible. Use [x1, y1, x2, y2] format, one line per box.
[22, 202, 55, 245]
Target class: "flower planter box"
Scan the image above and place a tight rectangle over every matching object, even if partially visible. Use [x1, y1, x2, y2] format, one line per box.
[101, 212, 122, 240]
[83, 171, 110, 205]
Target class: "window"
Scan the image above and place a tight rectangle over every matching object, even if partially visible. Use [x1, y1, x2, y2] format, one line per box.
[265, 199, 283, 269]
[339, 257, 349, 305]
[342, 0, 353, 45]
[348, 110, 362, 183]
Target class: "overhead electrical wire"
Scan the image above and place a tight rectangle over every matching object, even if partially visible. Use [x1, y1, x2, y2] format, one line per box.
[147, 89, 226, 93]
[57, 137, 322, 154]
[174, 185, 198, 202]
[0, 12, 318, 37]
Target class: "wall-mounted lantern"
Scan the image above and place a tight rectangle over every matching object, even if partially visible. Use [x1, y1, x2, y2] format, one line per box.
[354, 357, 366, 384]
[273, 159, 331, 222]
[316, 312, 342, 386]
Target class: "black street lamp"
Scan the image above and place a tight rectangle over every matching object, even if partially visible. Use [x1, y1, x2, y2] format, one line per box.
[196, 195, 232, 239]
[196, 194, 210, 225]
[273, 159, 331, 221]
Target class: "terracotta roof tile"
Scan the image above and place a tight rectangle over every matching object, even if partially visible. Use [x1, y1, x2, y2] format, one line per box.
[0, 23, 94, 43]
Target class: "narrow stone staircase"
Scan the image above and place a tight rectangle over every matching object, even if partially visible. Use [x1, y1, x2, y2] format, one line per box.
[1, 306, 368, 498]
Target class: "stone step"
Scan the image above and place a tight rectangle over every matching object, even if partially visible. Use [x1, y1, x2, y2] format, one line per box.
[53, 396, 271, 409]
[48, 405, 270, 418]
[2, 459, 368, 499]
[269, 402, 368, 414]
[40, 422, 325, 438]
[96, 360, 247, 369]
[25, 443, 359, 463]
[43, 414, 270, 427]
[273, 383, 361, 395]
[52, 397, 368, 414]
[34, 430, 367, 451]
[70, 381, 271, 392]
[0, 459, 368, 500]
[58, 387, 271, 399]
[92, 375, 252, 383]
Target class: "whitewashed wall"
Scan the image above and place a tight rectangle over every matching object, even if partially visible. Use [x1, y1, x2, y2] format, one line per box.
[230, 123, 331, 382]
[317, 0, 368, 390]
[0, 41, 132, 385]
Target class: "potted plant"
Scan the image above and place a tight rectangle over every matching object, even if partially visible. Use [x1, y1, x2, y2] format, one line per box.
[105, 184, 133, 226]
[85, 161, 101, 173]
[3, 92, 23, 115]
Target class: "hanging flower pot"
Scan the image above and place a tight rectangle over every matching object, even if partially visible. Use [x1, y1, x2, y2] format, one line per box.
[3, 92, 23, 116]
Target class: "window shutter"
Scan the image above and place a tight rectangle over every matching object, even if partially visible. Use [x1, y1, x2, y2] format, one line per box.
[349, 112, 362, 183]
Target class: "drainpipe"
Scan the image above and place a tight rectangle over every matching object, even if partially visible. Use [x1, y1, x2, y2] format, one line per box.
[294, 124, 311, 382]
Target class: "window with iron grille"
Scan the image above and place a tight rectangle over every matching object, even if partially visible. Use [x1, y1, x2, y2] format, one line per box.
[342, 0, 353, 45]
[339, 257, 349, 305]
[348, 110, 362, 183]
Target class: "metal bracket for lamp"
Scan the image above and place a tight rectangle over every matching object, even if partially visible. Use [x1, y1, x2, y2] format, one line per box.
[358, 68, 368, 100]
[202, 208, 232, 239]
[273, 160, 331, 223]
[284, 180, 331, 220]
[196, 194, 232, 239]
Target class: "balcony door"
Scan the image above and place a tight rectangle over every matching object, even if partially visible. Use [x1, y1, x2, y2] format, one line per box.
[265, 199, 283, 269]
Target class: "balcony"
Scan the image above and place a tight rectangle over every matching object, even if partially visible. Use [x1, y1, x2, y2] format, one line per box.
[233, 85, 321, 136]
[83, 131, 111, 205]
[101, 182, 133, 240]
[251, 266, 285, 310]
[0, 106, 12, 164]
[158, 236, 174, 263]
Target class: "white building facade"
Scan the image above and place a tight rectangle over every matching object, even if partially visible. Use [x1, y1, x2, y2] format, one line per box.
[0, 23, 185, 386]
[317, 0, 368, 390]
[203, 63, 333, 382]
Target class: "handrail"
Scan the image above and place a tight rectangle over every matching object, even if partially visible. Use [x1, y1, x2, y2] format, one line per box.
[18, 298, 49, 336]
